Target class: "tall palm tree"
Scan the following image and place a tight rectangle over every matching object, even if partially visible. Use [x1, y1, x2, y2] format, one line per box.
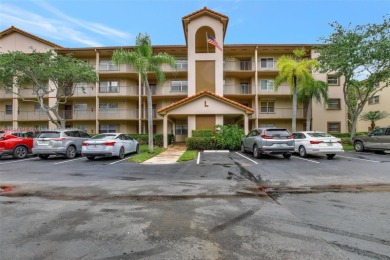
[359, 111, 389, 130]
[298, 79, 329, 131]
[274, 48, 319, 132]
[112, 33, 177, 153]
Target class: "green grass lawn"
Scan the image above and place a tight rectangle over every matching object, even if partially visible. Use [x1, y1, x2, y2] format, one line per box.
[128, 145, 166, 163]
[177, 150, 198, 162]
[343, 144, 355, 151]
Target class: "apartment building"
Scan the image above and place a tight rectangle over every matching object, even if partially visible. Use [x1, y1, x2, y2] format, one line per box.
[356, 81, 390, 132]
[0, 7, 348, 147]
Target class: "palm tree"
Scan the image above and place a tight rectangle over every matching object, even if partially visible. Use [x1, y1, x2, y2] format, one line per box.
[274, 48, 319, 132]
[359, 111, 389, 131]
[298, 79, 329, 131]
[112, 33, 177, 153]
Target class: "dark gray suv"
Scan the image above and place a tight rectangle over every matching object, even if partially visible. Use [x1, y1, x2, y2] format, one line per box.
[352, 127, 390, 152]
[241, 128, 294, 159]
[33, 130, 91, 159]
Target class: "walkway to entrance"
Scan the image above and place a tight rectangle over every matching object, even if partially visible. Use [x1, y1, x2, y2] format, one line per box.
[142, 143, 187, 164]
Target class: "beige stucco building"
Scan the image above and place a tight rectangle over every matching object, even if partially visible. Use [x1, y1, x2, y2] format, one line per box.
[356, 81, 390, 132]
[0, 7, 350, 147]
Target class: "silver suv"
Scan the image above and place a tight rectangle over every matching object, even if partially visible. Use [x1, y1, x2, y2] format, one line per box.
[352, 127, 390, 152]
[241, 128, 294, 159]
[33, 130, 91, 159]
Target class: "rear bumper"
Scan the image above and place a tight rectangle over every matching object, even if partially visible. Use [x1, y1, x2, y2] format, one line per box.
[260, 146, 295, 154]
[32, 147, 67, 155]
[81, 150, 114, 157]
[305, 148, 344, 154]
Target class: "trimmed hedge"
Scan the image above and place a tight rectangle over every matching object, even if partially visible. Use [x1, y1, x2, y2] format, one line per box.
[192, 129, 213, 137]
[128, 134, 174, 147]
[186, 137, 215, 150]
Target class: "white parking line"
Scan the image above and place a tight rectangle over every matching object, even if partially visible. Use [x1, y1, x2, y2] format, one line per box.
[337, 155, 380, 163]
[197, 152, 200, 164]
[235, 152, 259, 164]
[0, 157, 39, 165]
[291, 156, 320, 164]
[108, 157, 131, 165]
[53, 157, 85, 165]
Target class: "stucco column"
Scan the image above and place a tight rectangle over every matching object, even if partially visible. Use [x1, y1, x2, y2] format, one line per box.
[244, 113, 249, 135]
[188, 115, 196, 137]
[95, 50, 100, 134]
[163, 114, 168, 148]
[138, 73, 142, 134]
[12, 81, 18, 128]
[254, 46, 259, 129]
[216, 115, 223, 126]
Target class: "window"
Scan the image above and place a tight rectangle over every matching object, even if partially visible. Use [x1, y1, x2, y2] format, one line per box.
[327, 122, 341, 132]
[370, 128, 385, 136]
[175, 124, 188, 135]
[240, 83, 251, 94]
[99, 124, 117, 133]
[5, 105, 12, 115]
[368, 95, 379, 105]
[74, 125, 87, 130]
[75, 83, 88, 93]
[260, 58, 274, 68]
[260, 101, 275, 113]
[34, 104, 45, 113]
[99, 81, 119, 93]
[327, 75, 339, 85]
[99, 103, 118, 111]
[74, 104, 88, 111]
[99, 60, 118, 71]
[240, 60, 251, 70]
[260, 80, 274, 91]
[327, 99, 341, 110]
[260, 124, 275, 128]
[171, 81, 188, 92]
[176, 60, 188, 70]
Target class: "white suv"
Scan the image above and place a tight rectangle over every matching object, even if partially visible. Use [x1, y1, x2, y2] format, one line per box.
[33, 130, 91, 159]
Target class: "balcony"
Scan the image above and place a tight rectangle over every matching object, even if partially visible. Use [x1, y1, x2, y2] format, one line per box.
[258, 60, 278, 72]
[0, 89, 14, 99]
[98, 85, 138, 96]
[224, 61, 255, 71]
[0, 112, 13, 121]
[224, 85, 253, 95]
[99, 109, 138, 120]
[139, 109, 163, 120]
[18, 111, 49, 121]
[259, 108, 305, 119]
[98, 63, 135, 72]
[72, 86, 96, 97]
[258, 84, 291, 95]
[143, 86, 188, 96]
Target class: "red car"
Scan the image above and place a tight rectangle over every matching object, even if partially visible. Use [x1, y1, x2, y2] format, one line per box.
[0, 130, 39, 159]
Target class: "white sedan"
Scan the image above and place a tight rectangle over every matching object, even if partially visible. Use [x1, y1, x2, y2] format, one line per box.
[292, 131, 344, 159]
[81, 133, 139, 160]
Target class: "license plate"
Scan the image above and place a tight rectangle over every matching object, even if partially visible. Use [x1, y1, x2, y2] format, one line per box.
[327, 143, 333, 146]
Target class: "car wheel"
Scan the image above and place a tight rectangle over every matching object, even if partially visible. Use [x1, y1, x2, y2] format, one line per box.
[136, 145, 140, 154]
[86, 156, 95, 160]
[299, 146, 307, 157]
[65, 146, 77, 159]
[38, 155, 49, 159]
[283, 153, 292, 159]
[13, 146, 28, 159]
[118, 147, 125, 159]
[327, 154, 336, 159]
[253, 145, 261, 158]
[240, 143, 246, 153]
[354, 141, 364, 152]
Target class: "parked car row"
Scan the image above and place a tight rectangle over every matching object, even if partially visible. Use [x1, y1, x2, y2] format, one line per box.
[241, 127, 344, 159]
[0, 129, 139, 160]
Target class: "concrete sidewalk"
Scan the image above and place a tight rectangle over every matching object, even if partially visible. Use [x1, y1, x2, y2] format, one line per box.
[142, 143, 187, 164]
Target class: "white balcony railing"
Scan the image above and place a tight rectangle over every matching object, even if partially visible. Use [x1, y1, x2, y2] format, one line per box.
[259, 108, 305, 119]
[223, 85, 253, 95]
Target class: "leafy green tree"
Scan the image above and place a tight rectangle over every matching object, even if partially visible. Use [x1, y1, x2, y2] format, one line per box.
[359, 111, 389, 130]
[298, 79, 328, 131]
[112, 33, 177, 153]
[214, 124, 244, 150]
[315, 17, 390, 138]
[275, 48, 319, 132]
[0, 49, 98, 128]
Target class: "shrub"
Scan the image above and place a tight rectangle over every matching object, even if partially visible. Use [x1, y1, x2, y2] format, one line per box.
[128, 134, 174, 146]
[214, 124, 244, 150]
[192, 129, 213, 137]
[185, 137, 215, 150]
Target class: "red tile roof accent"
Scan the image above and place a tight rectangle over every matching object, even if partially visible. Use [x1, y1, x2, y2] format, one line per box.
[158, 89, 254, 114]
[0, 26, 63, 48]
[182, 6, 229, 20]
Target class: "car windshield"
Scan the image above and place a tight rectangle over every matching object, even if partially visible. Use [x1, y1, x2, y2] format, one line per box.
[266, 129, 290, 136]
[307, 132, 333, 138]
[38, 132, 60, 138]
[0, 132, 4, 138]
[91, 134, 116, 140]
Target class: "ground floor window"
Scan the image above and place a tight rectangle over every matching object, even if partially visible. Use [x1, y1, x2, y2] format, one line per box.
[99, 124, 116, 133]
[175, 124, 188, 135]
[327, 122, 341, 133]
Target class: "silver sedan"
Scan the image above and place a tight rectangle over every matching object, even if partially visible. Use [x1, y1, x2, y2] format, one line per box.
[81, 133, 139, 160]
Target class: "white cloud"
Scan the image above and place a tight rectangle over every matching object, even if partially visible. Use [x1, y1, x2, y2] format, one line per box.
[0, 1, 132, 47]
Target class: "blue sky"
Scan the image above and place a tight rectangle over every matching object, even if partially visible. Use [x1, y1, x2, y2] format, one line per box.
[0, 0, 389, 48]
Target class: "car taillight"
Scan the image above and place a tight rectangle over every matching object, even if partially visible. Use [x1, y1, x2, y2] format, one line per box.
[310, 140, 322, 144]
[54, 138, 65, 141]
[337, 140, 342, 144]
[82, 142, 88, 146]
[286, 135, 293, 139]
[104, 142, 116, 146]
[261, 134, 274, 139]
